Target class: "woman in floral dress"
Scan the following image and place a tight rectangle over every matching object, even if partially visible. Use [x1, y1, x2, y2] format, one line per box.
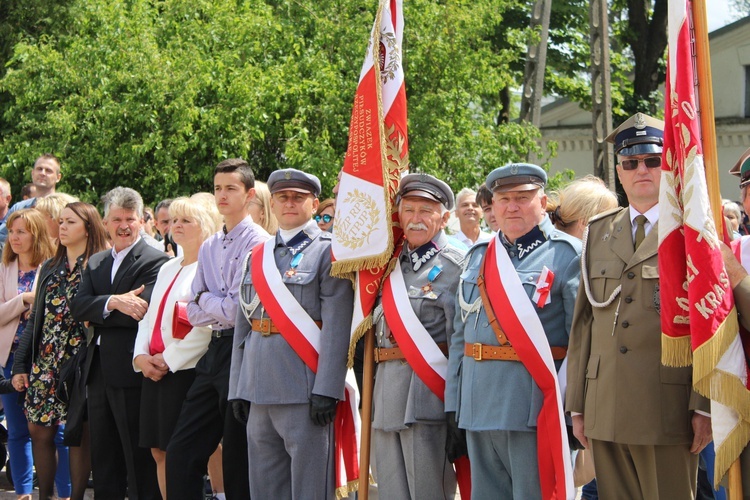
[13, 202, 108, 500]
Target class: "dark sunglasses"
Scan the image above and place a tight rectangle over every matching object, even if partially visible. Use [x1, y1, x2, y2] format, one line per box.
[314, 214, 333, 224]
[620, 156, 662, 170]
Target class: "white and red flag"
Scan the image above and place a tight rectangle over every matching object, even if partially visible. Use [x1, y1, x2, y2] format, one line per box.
[659, 0, 750, 483]
[330, 0, 408, 352]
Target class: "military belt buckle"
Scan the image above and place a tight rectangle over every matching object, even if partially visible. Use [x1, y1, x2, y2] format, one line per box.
[258, 318, 273, 337]
[472, 343, 483, 361]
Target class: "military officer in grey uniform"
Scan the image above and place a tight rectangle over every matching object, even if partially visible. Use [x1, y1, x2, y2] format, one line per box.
[445, 164, 581, 499]
[371, 173, 465, 500]
[229, 168, 354, 499]
[566, 114, 711, 499]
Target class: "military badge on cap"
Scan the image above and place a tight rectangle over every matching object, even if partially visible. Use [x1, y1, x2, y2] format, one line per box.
[397, 173, 455, 211]
[485, 163, 547, 193]
[607, 112, 665, 156]
[728, 147, 750, 189]
[267, 168, 321, 197]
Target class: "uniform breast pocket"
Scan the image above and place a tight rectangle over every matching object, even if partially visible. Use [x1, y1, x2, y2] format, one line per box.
[516, 270, 541, 301]
[641, 265, 659, 311]
[282, 269, 318, 306]
[589, 260, 624, 303]
[408, 288, 442, 318]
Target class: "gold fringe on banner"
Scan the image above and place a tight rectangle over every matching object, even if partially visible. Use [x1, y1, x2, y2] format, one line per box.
[660, 334, 693, 367]
[715, 421, 750, 489]
[336, 475, 375, 499]
[347, 316, 373, 369]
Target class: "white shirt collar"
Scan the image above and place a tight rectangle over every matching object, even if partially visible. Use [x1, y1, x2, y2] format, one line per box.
[628, 204, 659, 239]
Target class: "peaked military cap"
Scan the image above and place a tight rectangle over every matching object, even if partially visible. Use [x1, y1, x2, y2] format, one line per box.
[729, 147, 750, 189]
[486, 163, 547, 193]
[606, 112, 664, 156]
[397, 173, 455, 211]
[267, 168, 321, 197]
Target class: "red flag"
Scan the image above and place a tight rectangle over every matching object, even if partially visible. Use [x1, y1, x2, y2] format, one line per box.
[331, 0, 408, 353]
[660, 0, 750, 483]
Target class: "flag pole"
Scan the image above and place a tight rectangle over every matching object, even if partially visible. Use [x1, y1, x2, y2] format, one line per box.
[692, 0, 722, 236]
[693, 0, 742, 496]
[358, 328, 375, 499]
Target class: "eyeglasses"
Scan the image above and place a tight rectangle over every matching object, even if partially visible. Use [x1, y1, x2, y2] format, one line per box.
[314, 214, 333, 224]
[620, 156, 662, 170]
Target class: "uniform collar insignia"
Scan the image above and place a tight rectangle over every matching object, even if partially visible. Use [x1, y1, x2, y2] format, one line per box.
[406, 241, 440, 272]
[286, 231, 313, 256]
[509, 225, 547, 260]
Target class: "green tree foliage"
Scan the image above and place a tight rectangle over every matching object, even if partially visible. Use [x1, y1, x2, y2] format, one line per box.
[0, 0, 543, 204]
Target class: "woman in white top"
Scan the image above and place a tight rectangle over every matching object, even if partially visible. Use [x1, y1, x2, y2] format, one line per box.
[133, 195, 221, 499]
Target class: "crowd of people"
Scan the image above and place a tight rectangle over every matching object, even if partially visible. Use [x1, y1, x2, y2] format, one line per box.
[0, 111, 748, 500]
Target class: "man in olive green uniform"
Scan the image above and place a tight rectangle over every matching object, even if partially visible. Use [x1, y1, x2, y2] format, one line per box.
[566, 113, 711, 499]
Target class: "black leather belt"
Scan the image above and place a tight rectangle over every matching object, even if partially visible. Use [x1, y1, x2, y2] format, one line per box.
[211, 328, 234, 339]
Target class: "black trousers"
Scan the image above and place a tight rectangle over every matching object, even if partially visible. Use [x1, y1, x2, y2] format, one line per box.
[87, 349, 160, 500]
[165, 335, 250, 499]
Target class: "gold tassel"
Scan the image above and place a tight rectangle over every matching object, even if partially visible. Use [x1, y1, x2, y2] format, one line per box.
[347, 316, 373, 368]
[714, 420, 750, 489]
[660, 334, 693, 367]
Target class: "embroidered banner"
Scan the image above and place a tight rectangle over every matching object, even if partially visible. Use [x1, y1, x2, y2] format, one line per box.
[659, 0, 750, 484]
[330, 0, 408, 358]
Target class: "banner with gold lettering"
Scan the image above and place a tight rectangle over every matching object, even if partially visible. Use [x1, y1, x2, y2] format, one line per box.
[659, 0, 750, 484]
[331, 0, 408, 351]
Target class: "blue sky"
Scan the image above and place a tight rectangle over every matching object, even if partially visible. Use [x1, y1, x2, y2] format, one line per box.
[708, 0, 736, 31]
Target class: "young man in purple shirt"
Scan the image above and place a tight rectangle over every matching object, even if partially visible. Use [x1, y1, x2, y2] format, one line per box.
[166, 159, 270, 499]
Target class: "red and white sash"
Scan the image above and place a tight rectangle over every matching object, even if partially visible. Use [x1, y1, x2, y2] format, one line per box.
[250, 239, 361, 497]
[381, 252, 472, 495]
[483, 238, 574, 500]
[381, 261, 448, 400]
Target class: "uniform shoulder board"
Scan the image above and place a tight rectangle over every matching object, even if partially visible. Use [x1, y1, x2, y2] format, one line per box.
[318, 231, 333, 240]
[441, 243, 467, 267]
[549, 228, 583, 252]
[588, 206, 625, 225]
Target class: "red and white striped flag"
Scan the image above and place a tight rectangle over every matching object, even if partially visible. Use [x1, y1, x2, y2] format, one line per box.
[331, 0, 408, 351]
[659, 0, 750, 483]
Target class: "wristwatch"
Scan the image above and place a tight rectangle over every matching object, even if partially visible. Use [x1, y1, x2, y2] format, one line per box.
[194, 291, 206, 304]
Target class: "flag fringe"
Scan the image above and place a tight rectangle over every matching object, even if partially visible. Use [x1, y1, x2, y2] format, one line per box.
[347, 315, 373, 369]
[335, 474, 375, 499]
[660, 334, 693, 367]
[714, 420, 750, 489]
[332, 254, 391, 279]
[692, 309, 740, 389]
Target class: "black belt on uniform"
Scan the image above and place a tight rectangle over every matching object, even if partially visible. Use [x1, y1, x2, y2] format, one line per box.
[211, 328, 234, 339]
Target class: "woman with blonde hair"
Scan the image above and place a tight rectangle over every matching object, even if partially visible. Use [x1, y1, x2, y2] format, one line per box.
[248, 181, 278, 234]
[133, 195, 222, 498]
[13, 202, 108, 500]
[0, 209, 61, 500]
[35, 193, 79, 244]
[547, 175, 619, 239]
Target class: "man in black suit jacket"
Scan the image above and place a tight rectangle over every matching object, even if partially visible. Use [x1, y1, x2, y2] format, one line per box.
[71, 187, 169, 500]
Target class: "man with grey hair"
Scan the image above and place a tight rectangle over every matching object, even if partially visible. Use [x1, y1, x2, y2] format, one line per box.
[371, 173, 465, 499]
[72, 186, 169, 500]
[454, 187, 491, 247]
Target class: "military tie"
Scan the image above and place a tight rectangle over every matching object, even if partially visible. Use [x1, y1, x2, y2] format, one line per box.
[634, 214, 648, 250]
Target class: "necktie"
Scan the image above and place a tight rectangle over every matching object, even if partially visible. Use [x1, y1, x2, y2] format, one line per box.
[634, 215, 647, 250]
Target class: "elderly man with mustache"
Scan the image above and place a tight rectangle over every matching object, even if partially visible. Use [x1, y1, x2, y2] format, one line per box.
[370, 173, 466, 499]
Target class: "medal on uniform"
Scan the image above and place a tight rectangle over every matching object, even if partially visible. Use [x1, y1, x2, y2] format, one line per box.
[286, 252, 304, 277]
[421, 265, 442, 295]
